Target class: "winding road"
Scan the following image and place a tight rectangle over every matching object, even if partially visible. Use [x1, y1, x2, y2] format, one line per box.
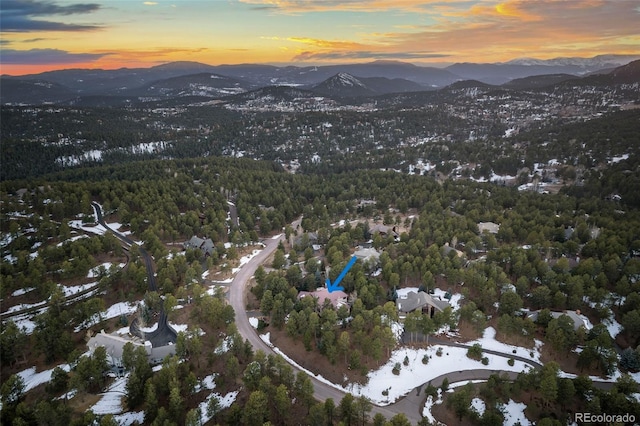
[227, 219, 617, 424]
[228, 221, 423, 423]
[92, 205, 615, 424]
[91, 202, 176, 347]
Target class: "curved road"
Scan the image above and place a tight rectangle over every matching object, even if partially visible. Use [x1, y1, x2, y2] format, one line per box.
[228, 221, 419, 423]
[228, 220, 619, 424]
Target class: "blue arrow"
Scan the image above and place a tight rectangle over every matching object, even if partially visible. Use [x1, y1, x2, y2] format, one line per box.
[326, 256, 357, 293]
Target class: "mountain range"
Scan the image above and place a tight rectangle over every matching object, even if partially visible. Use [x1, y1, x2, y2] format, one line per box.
[1, 54, 638, 105]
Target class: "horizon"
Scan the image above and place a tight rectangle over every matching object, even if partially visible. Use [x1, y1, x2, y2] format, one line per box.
[3, 53, 640, 78]
[1, 0, 639, 77]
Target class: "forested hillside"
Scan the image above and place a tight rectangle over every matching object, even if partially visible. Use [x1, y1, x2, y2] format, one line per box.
[2, 152, 640, 424]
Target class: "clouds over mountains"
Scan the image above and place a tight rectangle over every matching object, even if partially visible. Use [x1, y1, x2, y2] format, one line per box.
[1, 0, 102, 32]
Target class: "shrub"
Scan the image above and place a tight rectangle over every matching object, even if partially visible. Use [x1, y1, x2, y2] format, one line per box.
[441, 377, 449, 391]
[467, 343, 483, 361]
[508, 358, 515, 366]
[481, 357, 489, 365]
[392, 362, 401, 375]
[403, 355, 410, 366]
[436, 347, 443, 357]
[619, 348, 640, 372]
[422, 354, 429, 364]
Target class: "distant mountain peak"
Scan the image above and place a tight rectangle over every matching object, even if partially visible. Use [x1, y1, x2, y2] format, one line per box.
[504, 54, 640, 69]
[151, 61, 213, 70]
[333, 72, 366, 87]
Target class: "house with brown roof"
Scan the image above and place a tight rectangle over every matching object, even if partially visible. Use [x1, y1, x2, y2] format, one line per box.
[298, 287, 348, 310]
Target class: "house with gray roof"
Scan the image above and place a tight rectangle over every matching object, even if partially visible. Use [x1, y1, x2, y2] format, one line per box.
[184, 235, 215, 256]
[354, 247, 381, 263]
[478, 221, 500, 234]
[87, 330, 176, 367]
[526, 310, 593, 331]
[396, 290, 450, 318]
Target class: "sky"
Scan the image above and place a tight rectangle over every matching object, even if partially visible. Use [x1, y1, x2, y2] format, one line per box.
[1, 0, 639, 76]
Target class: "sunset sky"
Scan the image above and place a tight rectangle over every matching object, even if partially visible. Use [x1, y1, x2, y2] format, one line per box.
[1, 0, 639, 76]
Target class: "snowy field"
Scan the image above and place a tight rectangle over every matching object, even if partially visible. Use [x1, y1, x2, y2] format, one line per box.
[75, 300, 141, 332]
[18, 364, 71, 393]
[259, 330, 535, 406]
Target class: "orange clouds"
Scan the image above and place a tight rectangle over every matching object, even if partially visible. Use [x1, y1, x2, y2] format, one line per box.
[2, 0, 637, 74]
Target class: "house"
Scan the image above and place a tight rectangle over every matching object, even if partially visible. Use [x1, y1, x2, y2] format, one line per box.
[87, 330, 176, 366]
[354, 247, 381, 264]
[294, 232, 319, 248]
[370, 224, 399, 239]
[298, 287, 348, 310]
[442, 242, 464, 258]
[478, 221, 500, 234]
[526, 310, 593, 331]
[184, 235, 215, 256]
[397, 290, 450, 318]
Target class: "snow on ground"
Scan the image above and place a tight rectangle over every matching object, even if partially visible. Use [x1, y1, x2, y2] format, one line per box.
[11, 287, 35, 297]
[215, 336, 232, 355]
[169, 322, 188, 333]
[11, 316, 38, 334]
[498, 399, 531, 426]
[68, 220, 108, 236]
[207, 285, 226, 296]
[113, 411, 144, 426]
[390, 320, 404, 341]
[448, 379, 486, 389]
[232, 249, 263, 274]
[56, 234, 88, 247]
[422, 388, 444, 424]
[198, 391, 239, 425]
[197, 374, 217, 392]
[560, 369, 640, 383]
[115, 326, 131, 335]
[468, 327, 543, 363]
[603, 312, 623, 339]
[470, 397, 486, 416]
[260, 332, 533, 406]
[87, 262, 124, 278]
[610, 154, 629, 164]
[57, 389, 77, 400]
[59, 281, 99, 297]
[141, 323, 159, 333]
[18, 364, 71, 393]
[75, 301, 141, 332]
[5, 300, 47, 314]
[249, 317, 259, 328]
[347, 345, 534, 405]
[271, 234, 283, 239]
[91, 376, 127, 415]
[422, 395, 437, 424]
